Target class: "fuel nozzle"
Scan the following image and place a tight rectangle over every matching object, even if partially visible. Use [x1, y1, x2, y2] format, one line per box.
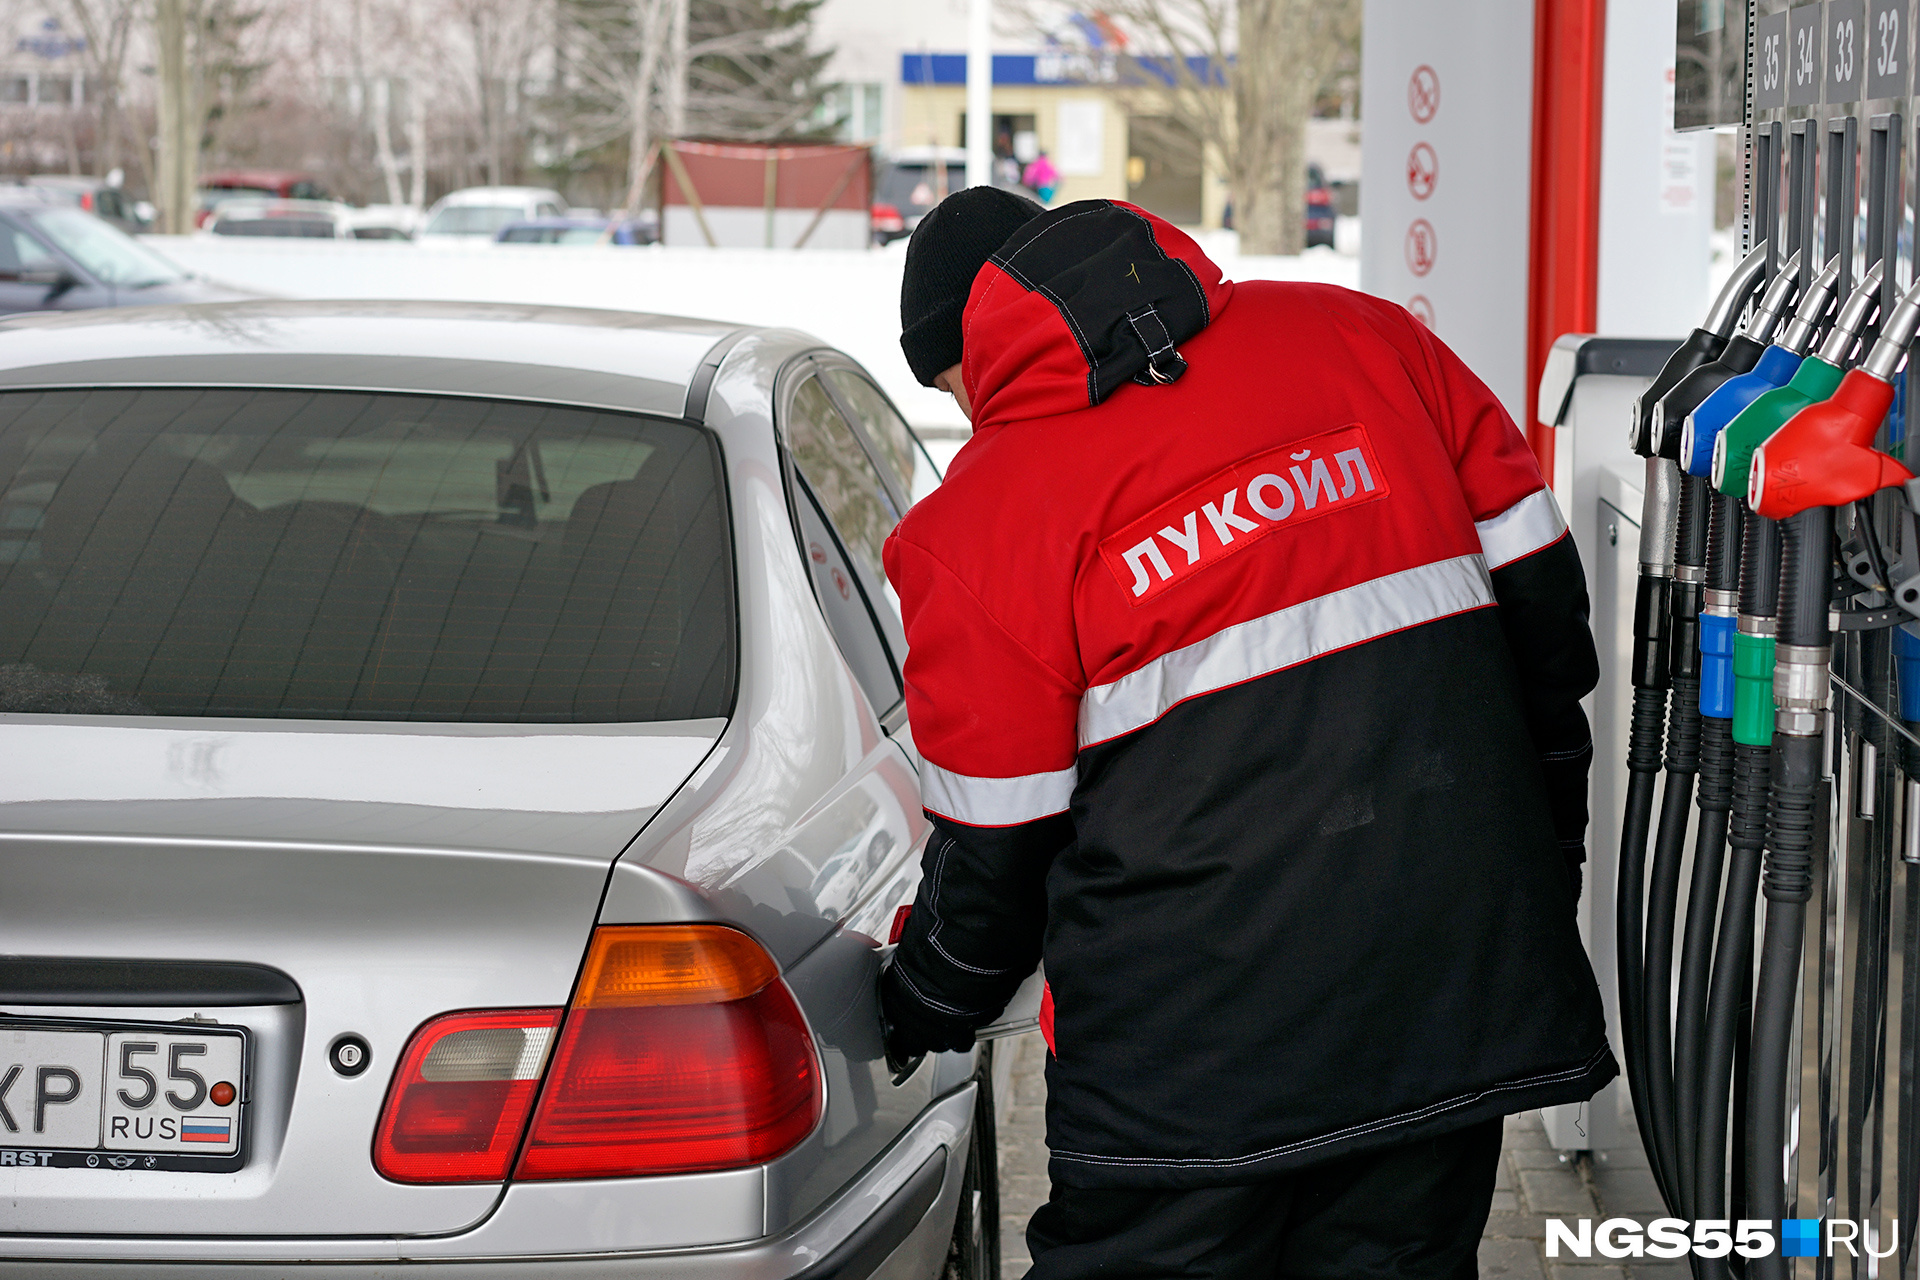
[1862, 272, 1920, 380]
[1632, 241, 1771, 457]
[1775, 255, 1847, 356]
[1712, 259, 1878, 497]
[1813, 259, 1887, 367]
[1679, 255, 1833, 479]
[1738, 249, 1805, 346]
[1652, 250, 1810, 458]
[1750, 269, 1918, 520]
[1703, 239, 1775, 339]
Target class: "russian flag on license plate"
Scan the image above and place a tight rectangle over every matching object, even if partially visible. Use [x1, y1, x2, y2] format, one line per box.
[181, 1116, 231, 1143]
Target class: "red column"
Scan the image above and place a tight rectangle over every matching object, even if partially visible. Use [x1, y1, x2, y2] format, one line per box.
[1527, 0, 1608, 477]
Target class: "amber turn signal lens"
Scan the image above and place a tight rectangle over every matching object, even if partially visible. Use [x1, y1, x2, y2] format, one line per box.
[573, 924, 781, 1008]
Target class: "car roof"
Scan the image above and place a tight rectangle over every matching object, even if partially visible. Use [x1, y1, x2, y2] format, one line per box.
[438, 186, 563, 205]
[209, 199, 343, 217]
[500, 216, 606, 229]
[0, 185, 70, 207]
[887, 147, 966, 164]
[0, 299, 747, 419]
[202, 169, 318, 187]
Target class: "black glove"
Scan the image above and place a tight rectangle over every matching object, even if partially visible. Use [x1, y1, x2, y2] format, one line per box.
[878, 959, 976, 1073]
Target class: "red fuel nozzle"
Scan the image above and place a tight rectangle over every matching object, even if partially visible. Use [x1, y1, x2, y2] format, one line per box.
[1748, 370, 1915, 518]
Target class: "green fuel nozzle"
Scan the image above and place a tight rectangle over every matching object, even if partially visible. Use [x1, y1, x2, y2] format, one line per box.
[1713, 258, 1878, 498]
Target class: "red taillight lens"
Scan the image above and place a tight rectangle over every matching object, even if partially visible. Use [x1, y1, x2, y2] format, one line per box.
[515, 925, 822, 1180]
[79, 191, 93, 210]
[373, 1008, 562, 1184]
[872, 203, 905, 231]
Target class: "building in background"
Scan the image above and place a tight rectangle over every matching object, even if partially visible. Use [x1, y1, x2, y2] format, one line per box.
[812, 0, 1357, 232]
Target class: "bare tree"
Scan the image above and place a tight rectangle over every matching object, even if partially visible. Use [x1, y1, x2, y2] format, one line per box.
[440, 0, 549, 186]
[683, 0, 832, 141]
[64, 0, 138, 179]
[152, 0, 198, 231]
[552, 0, 831, 215]
[1037, 0, 1358, 255]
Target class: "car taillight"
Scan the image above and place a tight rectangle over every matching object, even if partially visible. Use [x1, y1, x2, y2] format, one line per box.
[79, 192, 92, 210]
[373, 1008, 562, 1184]
[515, 924, 821, 1180]
[872, 203, 905, 232]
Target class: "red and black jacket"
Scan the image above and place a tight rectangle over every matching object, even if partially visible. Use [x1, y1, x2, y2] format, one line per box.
[883, 201, 1615, 1189]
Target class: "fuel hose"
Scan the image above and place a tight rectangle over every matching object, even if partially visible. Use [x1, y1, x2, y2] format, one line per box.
[1621, 245, 1772, 1215]
[1620, 458, 1679, 1210]
[1693, 473, 1781, 1280]
[1746, 506, 1830, 1280]
[1739, 281, 1920, 1279]
[1672, 488, 1740, 1231]
[1642, 472, 1708, 1212]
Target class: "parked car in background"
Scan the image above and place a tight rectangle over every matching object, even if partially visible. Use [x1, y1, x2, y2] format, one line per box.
[0, 189, 251, 313]
[340, 204, 420, 240]
[418, 186, 568, 242]
[203, 199, 356, 239]
[1306, 162, 1337, 249]
[874, 148, 965, 245]
[0, 298, 1015, 1278]
[1219, 165, 1342, 248]
[495, 213, 658, 245]
[873, 147, 1038, 245]
[196, 169, 331, 227]
[22, 175, 147, 234]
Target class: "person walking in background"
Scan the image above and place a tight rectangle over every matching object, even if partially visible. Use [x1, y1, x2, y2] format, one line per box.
[878, 186, 1615, 1279]
[1022, 150, 1058, 204]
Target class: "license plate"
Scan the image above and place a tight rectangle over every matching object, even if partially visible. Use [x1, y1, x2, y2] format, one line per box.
[0, 1018, 246, 1172]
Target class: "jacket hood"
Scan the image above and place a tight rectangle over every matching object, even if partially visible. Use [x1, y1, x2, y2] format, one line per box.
[961, 200, 1233, 428]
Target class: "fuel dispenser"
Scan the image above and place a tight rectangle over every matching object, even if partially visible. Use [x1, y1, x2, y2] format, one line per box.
[1599, 40, 1920, 1269]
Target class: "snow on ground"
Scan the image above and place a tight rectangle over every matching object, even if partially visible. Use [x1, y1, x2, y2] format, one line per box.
[145, 231, 1360, 436]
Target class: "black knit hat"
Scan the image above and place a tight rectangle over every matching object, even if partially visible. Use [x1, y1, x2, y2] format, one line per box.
[899, 186, 1044, 386]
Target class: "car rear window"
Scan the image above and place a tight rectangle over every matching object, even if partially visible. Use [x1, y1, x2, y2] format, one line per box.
[212, 217, 335, 238]
[425, 205, 522, 235]
[0, 389, 735, 723]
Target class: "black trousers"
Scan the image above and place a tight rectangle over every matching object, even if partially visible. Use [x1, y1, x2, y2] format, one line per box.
[1025, 1118, 1504, 1280]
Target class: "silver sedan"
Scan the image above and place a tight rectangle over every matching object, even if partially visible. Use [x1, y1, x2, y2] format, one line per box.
[0, 300, 1032, 1276]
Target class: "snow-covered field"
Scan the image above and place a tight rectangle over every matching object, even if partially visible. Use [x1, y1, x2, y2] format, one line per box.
[145, 230, 1360, 435]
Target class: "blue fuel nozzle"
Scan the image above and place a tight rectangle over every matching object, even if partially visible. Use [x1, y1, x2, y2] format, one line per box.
[1680, 344, 1805, 478]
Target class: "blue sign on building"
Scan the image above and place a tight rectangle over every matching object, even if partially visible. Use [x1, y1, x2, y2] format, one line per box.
[899, 51, 1223, 87]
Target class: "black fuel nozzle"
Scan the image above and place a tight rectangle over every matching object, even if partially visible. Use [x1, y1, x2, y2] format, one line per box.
[1631, 241, 1771, 458]
[1651, 253, 1807, 460]
[1658, 260, 1804, 460]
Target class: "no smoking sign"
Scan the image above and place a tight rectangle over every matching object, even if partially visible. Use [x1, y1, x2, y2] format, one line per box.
[1406, 143, 1437, 200]
[1408, 65, 1440, 123]
[1405, 220, 1437, 277]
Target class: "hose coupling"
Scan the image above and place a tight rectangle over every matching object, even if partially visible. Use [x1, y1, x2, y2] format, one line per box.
[1704, 589, 1739, 615]
[1774, 643, 1831, 736]
[1674, 563, 1706, 584]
